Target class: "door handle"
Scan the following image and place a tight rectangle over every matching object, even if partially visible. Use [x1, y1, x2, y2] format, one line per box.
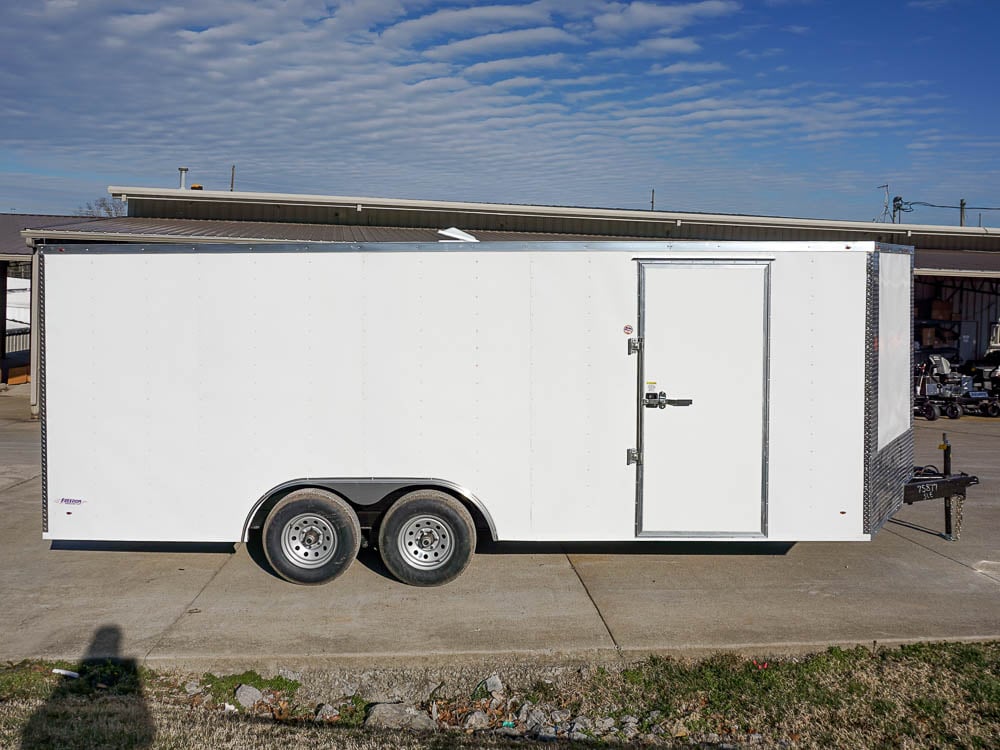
[644, 391, 693, 409]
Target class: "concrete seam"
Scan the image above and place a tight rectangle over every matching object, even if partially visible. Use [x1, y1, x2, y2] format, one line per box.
[564, 550, 624, 659]
[885, 527, 1000, 585]
[0, 473, 42, 494]
[141, 553, 234, 663]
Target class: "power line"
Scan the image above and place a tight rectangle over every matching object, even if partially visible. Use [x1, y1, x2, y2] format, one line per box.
[905, 200, 1000, 211]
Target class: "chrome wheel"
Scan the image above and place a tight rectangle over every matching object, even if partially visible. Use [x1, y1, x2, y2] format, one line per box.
[280, 512, 338, 569]
[397, 514, 454, 570]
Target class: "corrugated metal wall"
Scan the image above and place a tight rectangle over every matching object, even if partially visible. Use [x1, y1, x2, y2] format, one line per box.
[916, 276, 1000, 358]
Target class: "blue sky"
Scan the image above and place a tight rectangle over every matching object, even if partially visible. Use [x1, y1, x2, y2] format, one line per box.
[1, 0, 997, 225]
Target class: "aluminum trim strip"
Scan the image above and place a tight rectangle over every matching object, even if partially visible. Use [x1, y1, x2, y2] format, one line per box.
[38, 241, 872, 256]
[637, 531, 769, 539]
[39, 253, 48, 534]
[863, 249, 915, 534]
[862, 252, 879, 532]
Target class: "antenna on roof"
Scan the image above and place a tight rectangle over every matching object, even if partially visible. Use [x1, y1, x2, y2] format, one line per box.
[874, 184, 891, 223]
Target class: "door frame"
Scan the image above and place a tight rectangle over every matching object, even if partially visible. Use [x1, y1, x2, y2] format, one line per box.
[634, 258, 772, 538]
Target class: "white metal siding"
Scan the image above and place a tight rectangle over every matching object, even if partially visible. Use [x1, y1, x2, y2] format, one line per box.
[43, 242, 888, 544]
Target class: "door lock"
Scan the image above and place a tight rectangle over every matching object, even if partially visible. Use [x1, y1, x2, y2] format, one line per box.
[644, 391, 693, 409]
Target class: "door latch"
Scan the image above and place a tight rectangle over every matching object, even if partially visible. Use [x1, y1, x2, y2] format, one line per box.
[644, 391, 693, 409]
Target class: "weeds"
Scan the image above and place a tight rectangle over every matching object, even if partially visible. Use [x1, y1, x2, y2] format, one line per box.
[0, 642, 997, 748]
[336, 694, 369, 728]
[200, 669, 299, 710]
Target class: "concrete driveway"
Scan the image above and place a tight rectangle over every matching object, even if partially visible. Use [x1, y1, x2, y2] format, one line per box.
[1, 383, 997, 670]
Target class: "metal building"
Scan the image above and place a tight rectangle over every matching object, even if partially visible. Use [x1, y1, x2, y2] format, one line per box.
[8, 187, 1000, 409]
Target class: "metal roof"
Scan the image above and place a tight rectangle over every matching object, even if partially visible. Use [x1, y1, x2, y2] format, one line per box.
[15, 214, 1000, 277]
[20, 216, 645, 246]
[13, 215, 1000, 278]
[10, 187, 1000, 278]
[0, 213, 96, 260]
[109, 185, 1000, 252]
[911, 249, 1000, 277]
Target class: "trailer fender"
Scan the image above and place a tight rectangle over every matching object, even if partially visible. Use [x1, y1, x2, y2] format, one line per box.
[242, 478, 498, 543]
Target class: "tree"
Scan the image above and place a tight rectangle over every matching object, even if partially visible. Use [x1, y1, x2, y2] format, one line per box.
[75, 197, 127, 217]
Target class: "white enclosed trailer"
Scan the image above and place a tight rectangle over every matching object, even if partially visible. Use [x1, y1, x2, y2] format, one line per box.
[40, 241, 914, 585]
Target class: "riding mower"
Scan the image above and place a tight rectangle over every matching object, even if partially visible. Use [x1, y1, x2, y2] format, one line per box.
[913, 354, 1000, 420]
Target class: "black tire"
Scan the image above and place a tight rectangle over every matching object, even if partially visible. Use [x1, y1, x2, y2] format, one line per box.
[377, 490, 476, 587]
[922, 402, 940, 421]
[987, 402, 1000, 418]
[945, 403, 963, 420]
[262, 489, 361, 585]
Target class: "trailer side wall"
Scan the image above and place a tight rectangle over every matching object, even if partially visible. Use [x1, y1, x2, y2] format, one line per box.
[41, 242, 894, 543]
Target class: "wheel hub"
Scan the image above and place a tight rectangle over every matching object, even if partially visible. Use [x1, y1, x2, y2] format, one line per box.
[416, 528, 440, 549]
[301, 526, 322, 548]
[281, 513, 338, 569]
[398, 514, 455, 570]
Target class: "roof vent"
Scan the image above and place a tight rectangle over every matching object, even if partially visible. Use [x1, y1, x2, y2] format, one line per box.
[437, 227, 479, 243]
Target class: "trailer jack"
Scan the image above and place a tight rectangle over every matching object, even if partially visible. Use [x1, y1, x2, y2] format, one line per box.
[902, 433, 979, 541]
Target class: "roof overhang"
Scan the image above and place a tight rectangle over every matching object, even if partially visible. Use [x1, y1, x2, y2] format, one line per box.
[21, 229, 306, 246]
[108, 185, 999, 239]
[914, 268, 1000, 278]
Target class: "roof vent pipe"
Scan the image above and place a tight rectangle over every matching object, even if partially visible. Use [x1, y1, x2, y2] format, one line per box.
[178, 167, 188, 190]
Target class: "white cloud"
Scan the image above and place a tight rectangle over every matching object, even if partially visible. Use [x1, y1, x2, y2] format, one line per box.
[737, 47, 783, 60]
[591, 35, 701, 58]
[593, 0, 741, 36]
[463, 53, 568, 76]
[650, 61, 729, 74]
[424, 26, 582, 59]
[0, 0, 995, 224]
[379, 3, 552, 46]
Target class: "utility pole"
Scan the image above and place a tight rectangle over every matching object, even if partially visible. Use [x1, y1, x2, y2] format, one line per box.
[959, 198, 966, 226]
[650, 188, 655, 211]
[230, 165, 236, 192]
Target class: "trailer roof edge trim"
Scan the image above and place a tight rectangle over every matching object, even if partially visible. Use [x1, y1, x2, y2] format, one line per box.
[37, 240, 891, 255]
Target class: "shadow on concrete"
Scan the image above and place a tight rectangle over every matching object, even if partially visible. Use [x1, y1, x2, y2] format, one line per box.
[50, 540, 235, 553]
[251, 529, 795, 583]
[354, 546, 393, 578]
[478, 540, 796, 556]
[245, 528, 283, 581]
[887, 517, 948, 540]
[20, 624, 155, 749]
[246, 530, 398, 581]
[352, 538, 794, 581]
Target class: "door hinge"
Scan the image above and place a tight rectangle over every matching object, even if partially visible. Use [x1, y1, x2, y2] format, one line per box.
[627, 448, 641, 465]
[627, 337, 643, 355]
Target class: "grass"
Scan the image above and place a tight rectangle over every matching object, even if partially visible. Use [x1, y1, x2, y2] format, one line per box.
[336, 695, 370, 728]
[200, 670, 300, 710]
[568, 641, 1000, 746]
[0, 641, 997, 748]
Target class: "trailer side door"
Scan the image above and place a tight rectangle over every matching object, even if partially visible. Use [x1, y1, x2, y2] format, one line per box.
[636, 260, 770, 537]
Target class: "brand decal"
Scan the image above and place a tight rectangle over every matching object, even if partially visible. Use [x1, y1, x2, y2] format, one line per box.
[59, 497, 85, 505]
